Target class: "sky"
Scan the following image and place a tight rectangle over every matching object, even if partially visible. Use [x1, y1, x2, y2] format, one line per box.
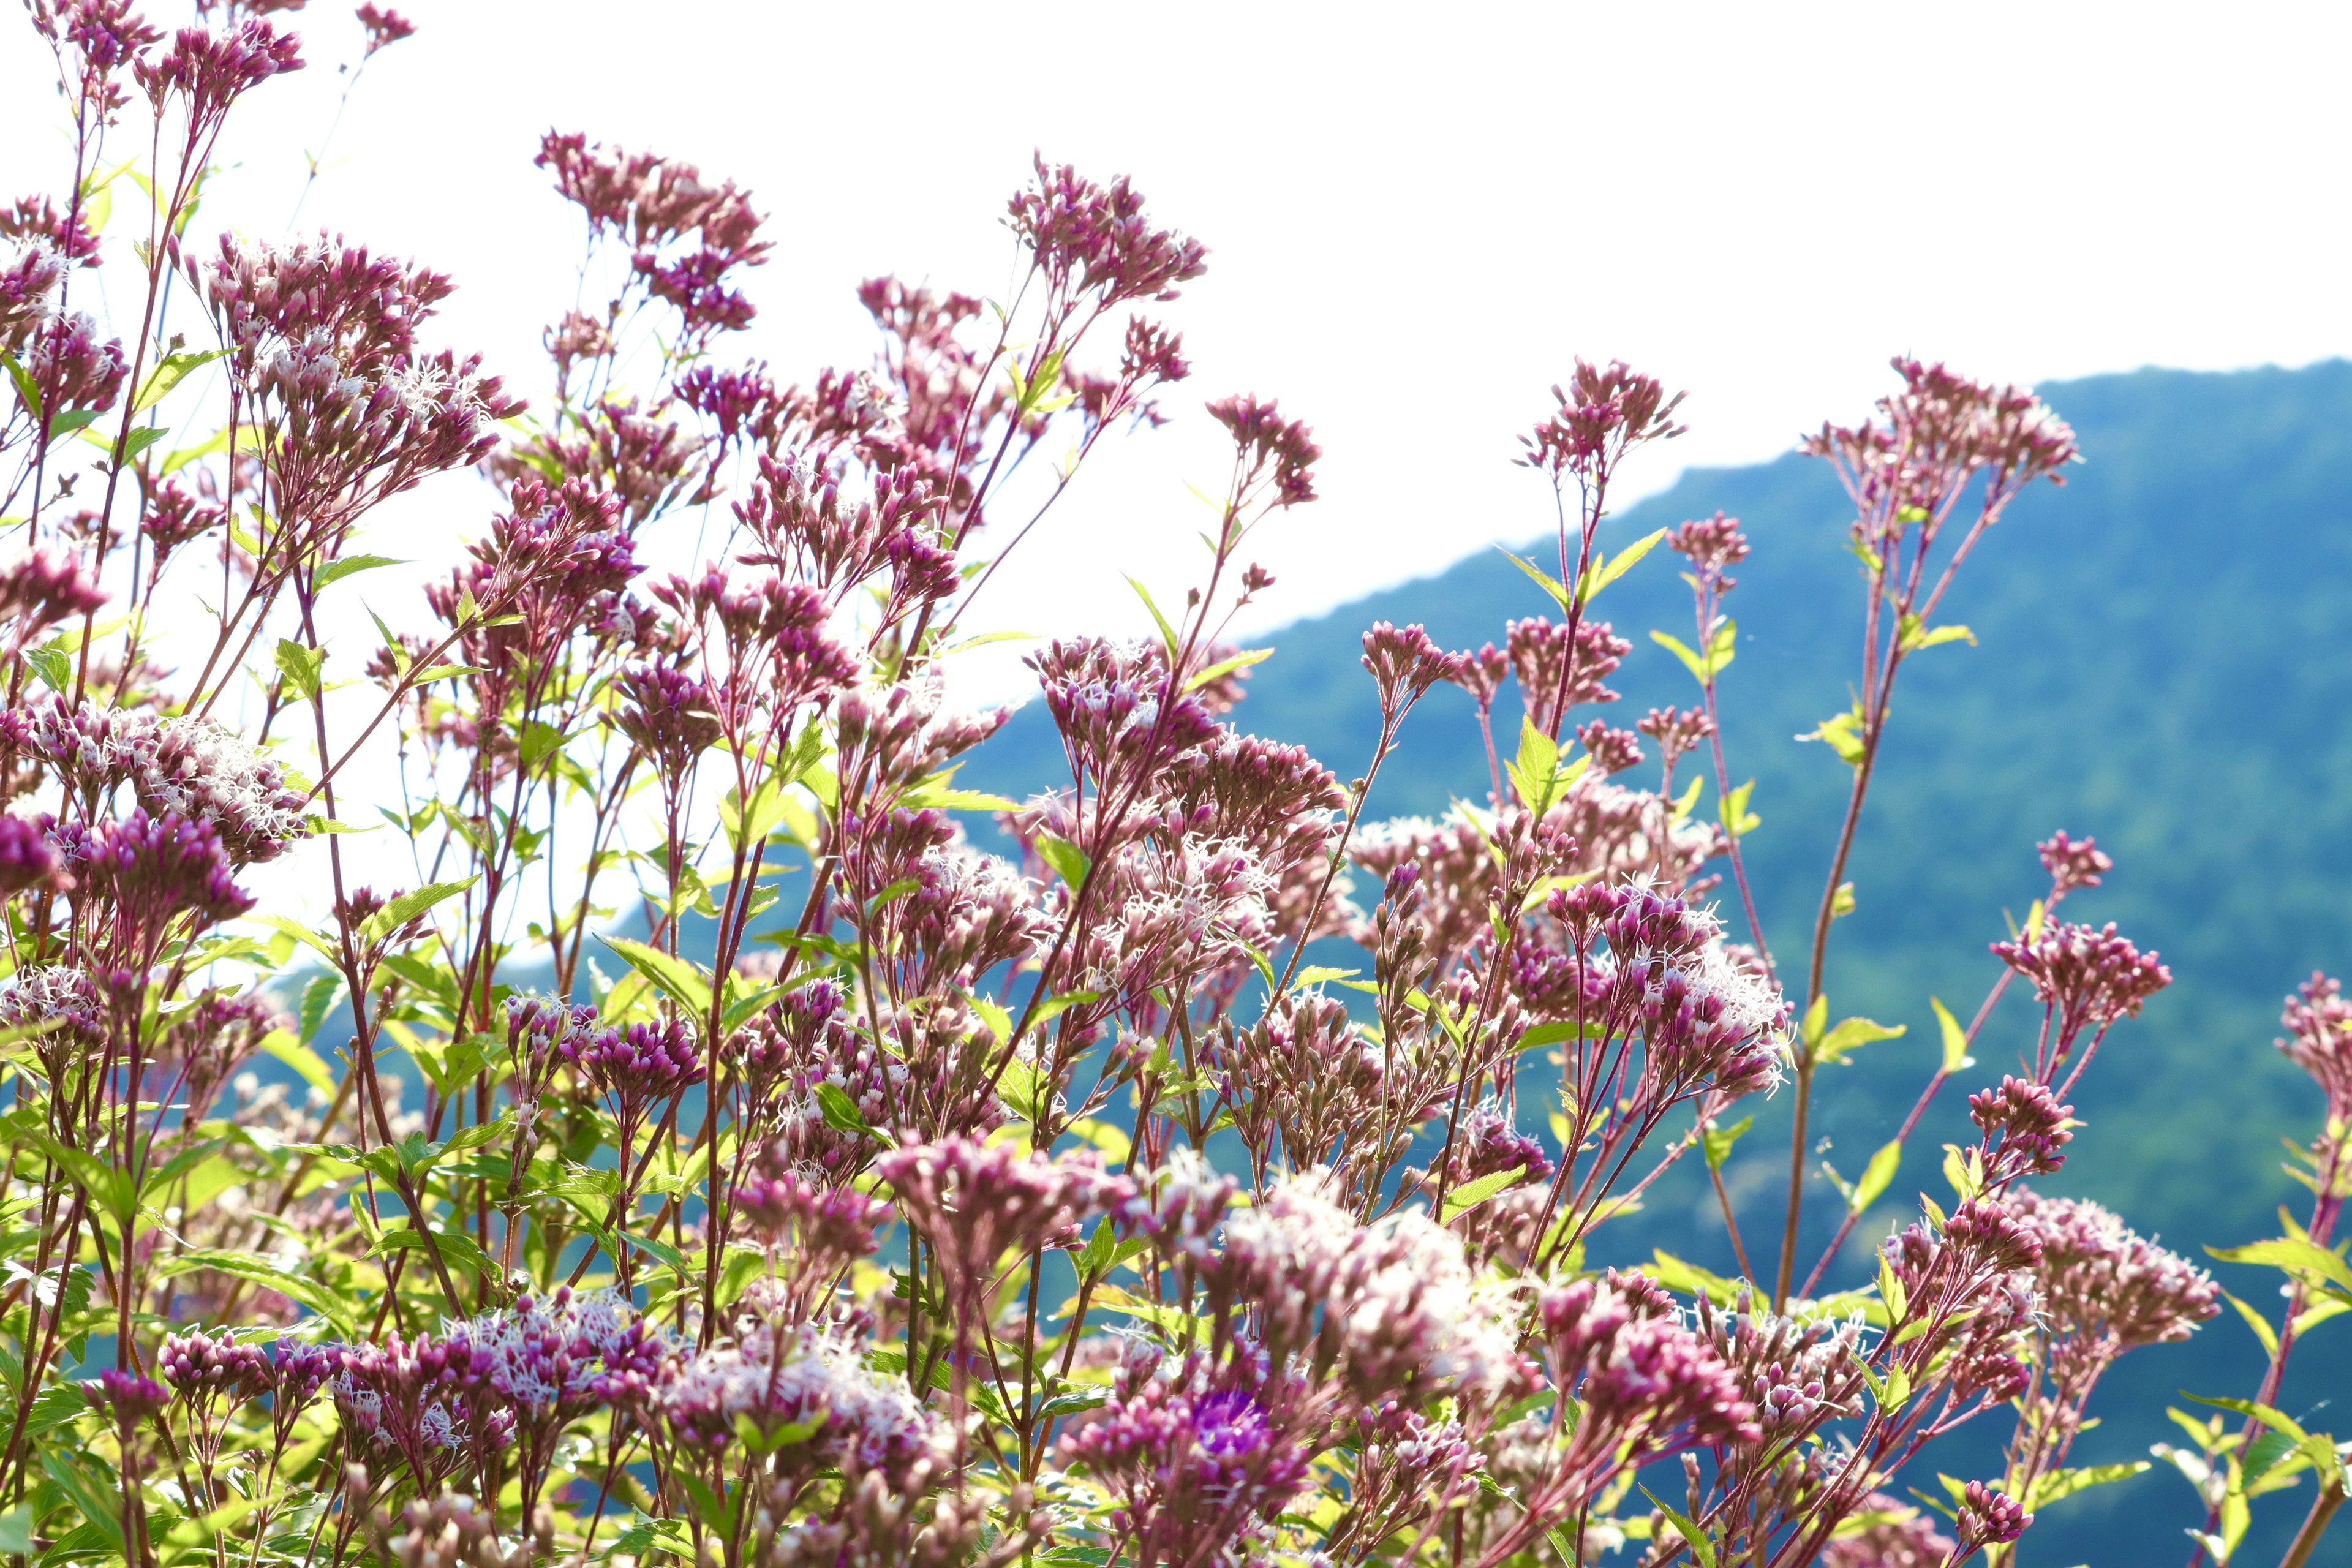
[6, 0, 2351, 910]
[9, 0, 2352, 688]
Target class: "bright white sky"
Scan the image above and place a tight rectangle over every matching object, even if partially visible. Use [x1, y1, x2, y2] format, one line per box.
[7, 0, 2351, 685]
[6, 0, 2350, 912]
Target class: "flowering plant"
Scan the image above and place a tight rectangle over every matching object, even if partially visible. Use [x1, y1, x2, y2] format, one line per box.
[0, 6, 2346, 1568]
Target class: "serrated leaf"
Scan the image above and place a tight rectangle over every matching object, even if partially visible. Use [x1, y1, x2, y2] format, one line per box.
[2206, 1237, 2352, 1297]
[1440, 1165, 1526, 1220]
[1639, 1488, 1717, 1568]
[598, 935, 714, 1017]
[1850, 1138, 1903, 1214]
[1498, 546, 1572, 611]
[158, 1248, 355, 1333]
[1702, 1115, 1753, 1173]
[1930, 994, 1973, 1074]
[814, 1081, 876, 1140]
[362, 877, 477, 944]
[273, 636, 326, 700]
[2026, 1460, 2150, 1510]
[131, 347, 223, 413]
[1184, 646, 1273, 693]
[1815, 1016, 1905, 1066]
[1035, 832, 1090, 892]
[312, 553, 403, 591]
[1575, 526, 1669, 604]
[1123, 575, 1181, 663]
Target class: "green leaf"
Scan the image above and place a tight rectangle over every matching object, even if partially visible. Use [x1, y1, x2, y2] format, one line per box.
[40, 1452, 123, 1551]
[157, 1248, 355, 1333]
[362, 877, 477, 944]
[23, 643, 70, 693]
[1941, 1142, 1986, 1204]
[2026, 1460, 2150, 1511]
[1440, 1165, 1527, 1220]
[2220, 1291, 2281, 1359]
[1185, 646, 1273, 693]
[368, 1220, 501, 1286]
[1035, 832, 1091, 892]
[1123, 575, 1182, 663]
[1575, 526, 1670, 604]
[273, 637, 326, 701]
[2184, 1392, 2310, 1443]
[1498, 547, 1572, 611]
[1514, 719, 1552, 804]
[598, 935, 714, 1017]
[1898, 611, 1977, 653]
[312, 553, 403, 592]
[1852, 1139, 1902, 1213]
[813, 1082, 876, 1140]
[131, 347, 223, 413]
[1701, 1115, 1753, 1173]
[2205, 1237, 2352, 1297]
[1639, 1488, 1717, 1568]
[1719, 777, 1759, 838]
[1814, 1016, 1905, 1066]
[1649, 628, 1712, 686]
[1930, 995, 1973, 1074]
[1798, 704, 1868, 766]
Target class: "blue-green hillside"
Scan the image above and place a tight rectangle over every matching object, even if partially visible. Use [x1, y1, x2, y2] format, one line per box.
[960, 361, 2352, 1564]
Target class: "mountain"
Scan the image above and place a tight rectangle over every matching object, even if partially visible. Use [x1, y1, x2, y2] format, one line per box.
[961, 361, 2352, 1564]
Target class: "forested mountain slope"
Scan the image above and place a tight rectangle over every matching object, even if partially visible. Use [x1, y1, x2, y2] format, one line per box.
[962, 360, 2352, 1563]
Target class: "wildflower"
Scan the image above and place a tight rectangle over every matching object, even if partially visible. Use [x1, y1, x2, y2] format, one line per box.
[354, 5, 417, 57]
[734, 1164, 891, 1292]
[1058, 1349, 1311, 1564]
[2037, 829, 2112, 897]
[1990, 919, 2169, 1077]
[1951, 1479, 2030, 1559]
[1820, 1496, 1956, 1568]
[2005, 1190, 2219, 1350]
[612, 662, 722, 782]
[1695, 1294, 1866, 1449]
[78, 809, 254, 949]
[1519, 359, 1686, 483]
[331, 1332, 508, 1496]
[560, 1014, 704, 1145]
[1577, 719, 1645, 776]
[1216, 992, 1409, 1184]
[1212, 1169, 1517, 1404]
[0, 544, 105, 650]
[662, 1320, 941, 1474]
[1969, 1075, 2075, 1179]
[1031, 636, 1221, 790]
[504, 994, 606, 1114]
[1360, 622, 1470, 723]
[1668, 511, 1749, 590]
[876, 1138, 1143, 1324]
[23, 311, 127, 420]
[375, 1491, 527, 1568]
[1506, 614, 1631, 731]
[136, 18, 303, 126]
[2278, 970, 2352, 1117]
[1207, 394, 1319, 508]
[1008, 156, 1207, 308]
[1805, 358, 2076, 551]
[0, 815, 69, 896]
[81, 1367, 168, 1428]
[1482, 1272, 1754, 1559]
[0, 965, 103, 1059]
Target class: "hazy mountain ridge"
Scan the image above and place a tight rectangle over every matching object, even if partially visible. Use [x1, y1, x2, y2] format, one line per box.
[960, 360, 2352, 1562]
